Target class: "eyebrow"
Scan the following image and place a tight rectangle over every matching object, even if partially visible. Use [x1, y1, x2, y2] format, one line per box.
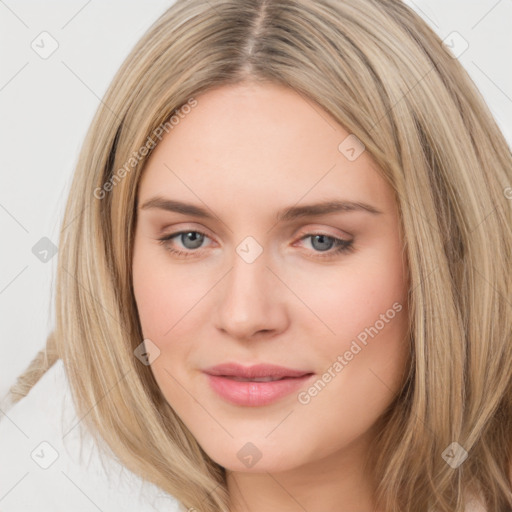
[138, 196, 383, 222]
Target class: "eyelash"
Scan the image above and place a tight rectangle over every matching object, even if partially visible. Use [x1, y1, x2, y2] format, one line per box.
[157, 230, 354, 260]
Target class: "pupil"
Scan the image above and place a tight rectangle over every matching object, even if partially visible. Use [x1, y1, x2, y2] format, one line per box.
[312, 234, 334, 252]
[183, 232, 203, 249]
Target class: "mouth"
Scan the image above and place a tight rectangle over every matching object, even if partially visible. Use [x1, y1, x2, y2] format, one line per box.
[203, 363, 315, 407]
[219, 375, 295, 382]
[203, 362, 312, 379]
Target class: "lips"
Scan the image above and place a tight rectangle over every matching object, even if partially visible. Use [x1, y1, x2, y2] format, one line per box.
[223, 375, 285, 382]
[203, 363, 314, 407]
[203, 363, 312, 379]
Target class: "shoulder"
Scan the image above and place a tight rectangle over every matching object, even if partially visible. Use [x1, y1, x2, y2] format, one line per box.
[464, 493, 487, 512]
[464, 476, 512, 512]
[0, 359, 182, 512]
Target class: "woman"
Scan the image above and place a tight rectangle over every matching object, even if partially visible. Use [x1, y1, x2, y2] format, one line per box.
[3, 0, 512, 511]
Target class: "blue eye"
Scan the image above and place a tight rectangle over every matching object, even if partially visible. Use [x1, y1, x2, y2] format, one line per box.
[158, 231, 210, 257]
[157, 231, 354, 259]
[299, 234, 354, 259]
[175, 231, 205, 250]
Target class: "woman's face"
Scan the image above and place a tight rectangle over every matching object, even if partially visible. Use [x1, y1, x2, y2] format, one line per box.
[132, 82, 410, 473]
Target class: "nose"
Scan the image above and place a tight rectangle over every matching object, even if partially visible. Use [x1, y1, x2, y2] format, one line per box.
[213, 246, 289, 341]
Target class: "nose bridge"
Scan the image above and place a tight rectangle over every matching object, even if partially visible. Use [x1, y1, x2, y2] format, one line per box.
[226, 239, 271, 310]
[214, 237, 287, 338]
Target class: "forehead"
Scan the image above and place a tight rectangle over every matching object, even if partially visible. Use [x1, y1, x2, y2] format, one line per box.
[138, 82, 394, 218]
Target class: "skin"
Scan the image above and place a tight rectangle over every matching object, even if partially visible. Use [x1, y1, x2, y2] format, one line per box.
[132, 81, 411, 512]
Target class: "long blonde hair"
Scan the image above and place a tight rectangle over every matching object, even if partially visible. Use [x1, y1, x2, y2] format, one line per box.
[9, 0, 512, 510]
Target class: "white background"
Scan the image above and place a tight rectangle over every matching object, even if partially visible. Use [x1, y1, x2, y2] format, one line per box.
[1, 0, 511, 402]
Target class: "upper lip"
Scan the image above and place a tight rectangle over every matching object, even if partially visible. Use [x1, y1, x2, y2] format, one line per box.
[203, 363, 313, 379]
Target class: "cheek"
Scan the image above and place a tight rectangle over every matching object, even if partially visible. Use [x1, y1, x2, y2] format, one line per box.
[289, 239, 410, 409]
[132, 243, 211, 340]
[132, 247, 201, 404]
[290, 246, 408, 353]
[322, 257, 409, 417]
[290, 264, 409, 459]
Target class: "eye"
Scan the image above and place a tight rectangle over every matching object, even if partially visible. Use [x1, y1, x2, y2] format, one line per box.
[157, 230, 354, 260]
[296, 233, 354, 259]
[158, 230, 212, 258]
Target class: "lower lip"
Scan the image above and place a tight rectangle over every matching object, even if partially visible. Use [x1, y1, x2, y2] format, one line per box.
[205, 373, 314, 407]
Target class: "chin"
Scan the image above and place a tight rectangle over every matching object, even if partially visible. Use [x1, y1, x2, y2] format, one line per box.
[200, 436, 315, 474]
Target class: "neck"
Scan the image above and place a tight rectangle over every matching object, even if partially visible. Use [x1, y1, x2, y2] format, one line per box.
[226, 429, 382, 512]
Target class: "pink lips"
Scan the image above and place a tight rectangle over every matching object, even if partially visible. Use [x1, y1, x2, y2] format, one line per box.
[203, 363, 314, 407]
